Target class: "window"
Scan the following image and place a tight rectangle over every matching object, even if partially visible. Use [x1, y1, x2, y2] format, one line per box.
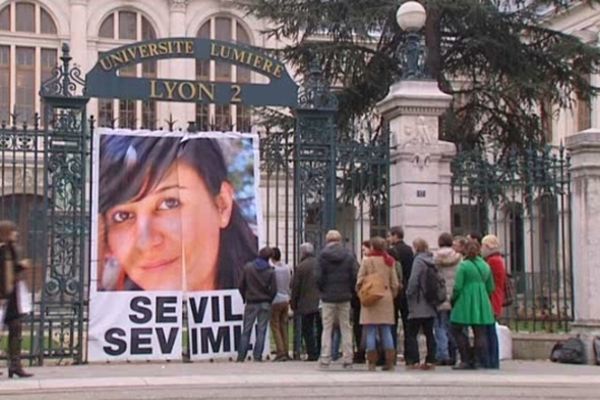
[97, 11, 157, 129]
[15, 47, 35, 121]
[99, 14, 114, 38]
[15, 2, 34, 33]
[40, 9, 57, 34]
[195, 17, 253, 132]
[0, 6, 9, 31]
[0, 2, 60, 124]
[0, 46, 9, 122]
[118, 11, 136, 40]
[577, 74, 592, 132]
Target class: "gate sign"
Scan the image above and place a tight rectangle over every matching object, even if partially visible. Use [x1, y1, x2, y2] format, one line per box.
[85, 38, 298, 107]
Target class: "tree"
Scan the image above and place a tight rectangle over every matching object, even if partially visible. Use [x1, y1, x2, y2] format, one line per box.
[238, 0, 600, 150]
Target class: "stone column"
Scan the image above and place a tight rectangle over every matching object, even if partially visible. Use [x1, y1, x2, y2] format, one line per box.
[566, 129, 600, 364]
[70, 0, 88, 72]
[376, 80, 454, 247]
[168, 0, 189, 126]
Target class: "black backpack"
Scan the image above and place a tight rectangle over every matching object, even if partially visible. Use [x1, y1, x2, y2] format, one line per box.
[422, 261, 447, 306]
[550, 337, 586, 365]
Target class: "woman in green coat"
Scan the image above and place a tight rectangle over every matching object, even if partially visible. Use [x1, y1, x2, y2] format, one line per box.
[450, 239, 495, 370]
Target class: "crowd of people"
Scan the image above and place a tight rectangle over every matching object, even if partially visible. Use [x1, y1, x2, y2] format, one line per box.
[236, 226, 507, 371]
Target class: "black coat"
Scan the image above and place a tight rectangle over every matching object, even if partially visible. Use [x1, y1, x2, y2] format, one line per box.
[389, 240, 414, 287]
[290, 255, 320, 315]
[316, 243, 357, 303]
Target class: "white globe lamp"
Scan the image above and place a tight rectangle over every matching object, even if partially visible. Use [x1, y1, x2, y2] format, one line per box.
[396, 2, 426, 32]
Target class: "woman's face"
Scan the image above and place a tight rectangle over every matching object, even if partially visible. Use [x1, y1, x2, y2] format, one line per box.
[104, 161, 233, 291]
[361, 244, 371, 257]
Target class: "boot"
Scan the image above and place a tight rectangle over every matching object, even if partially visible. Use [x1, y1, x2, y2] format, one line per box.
[366, 350, 378, 371]
[382, 350, 396, 371]
[7, 319, 33, 378]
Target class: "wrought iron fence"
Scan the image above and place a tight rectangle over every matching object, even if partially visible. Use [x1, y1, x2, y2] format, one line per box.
[451, 144, 573, 332]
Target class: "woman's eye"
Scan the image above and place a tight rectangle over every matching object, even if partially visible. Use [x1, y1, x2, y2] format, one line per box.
[111, 211, 132, 223]
[158, 197, 180, 210]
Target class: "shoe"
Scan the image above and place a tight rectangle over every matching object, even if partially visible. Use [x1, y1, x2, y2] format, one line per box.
[318, 361, 330, 369]
[420, 363, 435, 371]
[8, 368, 33, 378]
[342, 362, 353, 370]
[366, 350, 378, 371]
[305, 356, 319, 362]
[382, 350, 396, 371]
[405, 363, 420, 371]
[452, 362, 475, 370]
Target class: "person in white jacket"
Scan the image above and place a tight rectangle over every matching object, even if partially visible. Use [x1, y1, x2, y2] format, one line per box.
[433, 233, 462, 366]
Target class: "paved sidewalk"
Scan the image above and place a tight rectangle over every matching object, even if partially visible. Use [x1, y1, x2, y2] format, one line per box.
[0, 360, 599, 395]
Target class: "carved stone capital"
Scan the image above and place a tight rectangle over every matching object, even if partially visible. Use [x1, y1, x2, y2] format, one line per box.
[169, 0, 189, 12]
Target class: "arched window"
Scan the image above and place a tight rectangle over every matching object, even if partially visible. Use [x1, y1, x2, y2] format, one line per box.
[0, 1, 59, 123]
[96, 11, 157, 129]
[195, 16, 252, 132]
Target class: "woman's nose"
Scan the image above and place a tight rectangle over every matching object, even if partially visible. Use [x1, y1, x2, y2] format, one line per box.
[136, 217, 163, 249]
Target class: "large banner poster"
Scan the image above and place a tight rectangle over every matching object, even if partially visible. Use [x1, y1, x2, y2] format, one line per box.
[88, 129, 263, 362]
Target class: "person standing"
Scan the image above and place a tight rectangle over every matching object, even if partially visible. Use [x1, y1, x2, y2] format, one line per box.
[270, 247, 292, 361]
[290, 242, 321, 361]
[481, 234, 506, 369]
[405, 238, 438, 370]
[316, 230, 357, 369]
[237, 247, 277, 362]
[387, 226, 414, 360]
[433, 233, 462, 366]
[0, 220, 33, 378]
[356, 237, 400, 371]
[450, 239, 495, 370]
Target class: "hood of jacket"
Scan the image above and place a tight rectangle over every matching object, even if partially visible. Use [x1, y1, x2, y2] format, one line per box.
[320, 243, 349, 263]
[415, 251, 435, 267]
[254, 257, 270, 270]
[434, 247, 462, 268]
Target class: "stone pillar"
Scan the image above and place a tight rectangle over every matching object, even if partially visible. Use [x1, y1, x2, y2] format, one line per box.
[376, 80, 454, 247]
[566, 129, 600, 364]
[70, 0, 88, 72]
[168, 0, 189, 126]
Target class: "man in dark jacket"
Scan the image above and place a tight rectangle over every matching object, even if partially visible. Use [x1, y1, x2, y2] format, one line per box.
[387, 226, 414, 360]
[316, 230, 357, 368]
[290, 242, 321, 361]
[237, 247, 277, 362]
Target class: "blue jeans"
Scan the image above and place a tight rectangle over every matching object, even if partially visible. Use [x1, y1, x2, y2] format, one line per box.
[237, 302, 271, 361]
[365, 325, 394, 352]
[434, 310, 456, 362]
[485, 324, 499, 368]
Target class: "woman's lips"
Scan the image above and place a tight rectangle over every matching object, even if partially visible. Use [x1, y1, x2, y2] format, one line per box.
[139, 257, 179, 271]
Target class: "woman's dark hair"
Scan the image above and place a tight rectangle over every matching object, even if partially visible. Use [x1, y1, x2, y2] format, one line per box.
[99, 134, 258, 289]
[438, 232, 453, 248]
[271, 247, 281, 262]
[465, 239, 481, 260]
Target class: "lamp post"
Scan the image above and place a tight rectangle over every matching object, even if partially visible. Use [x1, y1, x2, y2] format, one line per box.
[396, 1, 427, 79]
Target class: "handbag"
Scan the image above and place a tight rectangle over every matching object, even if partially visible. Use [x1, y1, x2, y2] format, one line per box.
[358, 259, 386, 307]
[503, 273, 515, 307]
[16, 280, 32, 315]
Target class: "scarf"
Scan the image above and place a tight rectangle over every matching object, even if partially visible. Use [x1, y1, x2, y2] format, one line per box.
[370, 249, 395, 267]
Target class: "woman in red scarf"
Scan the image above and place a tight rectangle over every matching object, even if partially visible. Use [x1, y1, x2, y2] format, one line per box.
[356, 237, 400, 371]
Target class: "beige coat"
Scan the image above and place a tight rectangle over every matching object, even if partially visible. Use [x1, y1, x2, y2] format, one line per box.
[356, 255, 399, 325]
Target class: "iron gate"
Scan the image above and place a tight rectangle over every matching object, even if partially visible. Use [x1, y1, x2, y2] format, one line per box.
[451, 144, 573, 332]
[0, 44, 389, 364]
[0, 44, 90, 365]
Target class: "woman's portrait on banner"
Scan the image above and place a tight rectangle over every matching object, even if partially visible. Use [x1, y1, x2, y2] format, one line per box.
[95, 132, 259, 292]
